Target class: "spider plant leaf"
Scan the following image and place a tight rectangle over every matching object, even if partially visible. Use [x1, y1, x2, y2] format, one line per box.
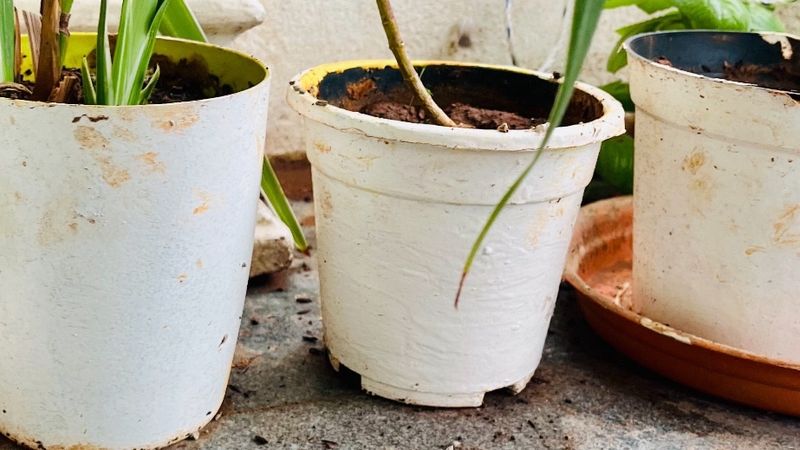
[59, 0, 73, 64]
[457, 0, 604, 306]
[160, 0, 206, 42]
[80, 56, 96, 104]
[261, 157, 308, 252]
[94, 0, 113, 104]
[112, 0, 171, 105]
[139, 63, 159, 104]
[1, 0, 16, 82]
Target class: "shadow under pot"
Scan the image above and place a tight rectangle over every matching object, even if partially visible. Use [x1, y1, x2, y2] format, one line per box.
[626, 31, 800, 365]
[287, 61, 625, 407]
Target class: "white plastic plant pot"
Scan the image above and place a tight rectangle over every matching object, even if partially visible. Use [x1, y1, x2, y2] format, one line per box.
[0, 34, 269, 449]
[627, 31, 800, 364]
[287, 61, 624, 407]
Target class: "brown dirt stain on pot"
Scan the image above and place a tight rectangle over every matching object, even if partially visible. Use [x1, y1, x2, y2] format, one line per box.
[314, 142, 332, 154]
[319, 190, 333, 219]
[193, 190, 212, 215]
[177, 273, 189, 283]
[98, 159, 131, 188]
[74, 125, 109, 150]
[153, 111, 200, 132]
[74, 126, 131, 187]
[37, 200, 78, 246]
[745, 245, 766, 256]
[112, 125, 137, 142]
[773, 204, 800, 245]
[682, 150, 707, 175]
[138, 151, 166, 174]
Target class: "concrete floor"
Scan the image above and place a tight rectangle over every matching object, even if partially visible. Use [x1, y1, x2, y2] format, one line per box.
[3, 225, 800, 449]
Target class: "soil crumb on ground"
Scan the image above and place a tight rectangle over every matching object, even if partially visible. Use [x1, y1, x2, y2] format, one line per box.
[361, 100, 546, 130]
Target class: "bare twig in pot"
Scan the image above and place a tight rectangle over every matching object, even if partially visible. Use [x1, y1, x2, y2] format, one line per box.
[375, 0, 456, 127]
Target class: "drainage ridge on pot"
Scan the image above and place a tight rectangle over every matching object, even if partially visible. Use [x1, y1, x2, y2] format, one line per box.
[288, 60, 625, 407]
[625, 31, 800, 364]
[0, 33, 269, 449]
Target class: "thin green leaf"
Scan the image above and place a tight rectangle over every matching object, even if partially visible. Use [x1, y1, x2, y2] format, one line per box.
[607, 12, 684, 73]
[95, 0, 113, 104]
[261, 157, 308, 252]
[457, 0, 604, 306]
[112, 0, 171, 105]
[80, 56, 96, 104]
[596, 134, 635, 194]
[160, 0, 207, 42]
[0, 0, 14, 82]
[59, 0, 74, 64]
[139, 63, 160, 104]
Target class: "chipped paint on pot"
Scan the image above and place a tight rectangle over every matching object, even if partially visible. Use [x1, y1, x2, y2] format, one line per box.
[627, 31, 800, 364]
[288, 60, 624, 407]
[0, 34, 269, 449]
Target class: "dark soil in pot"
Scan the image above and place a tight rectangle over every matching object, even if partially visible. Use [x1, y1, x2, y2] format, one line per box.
[0, 55, 232, 104]
[314, 64, 604, 130]
[629, 31, 800, 94]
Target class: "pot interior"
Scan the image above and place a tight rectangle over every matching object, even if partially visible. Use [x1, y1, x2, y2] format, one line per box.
[18, 33, 267, 98]
[313, 64, 604, 127]
[627, 31, 800, 93]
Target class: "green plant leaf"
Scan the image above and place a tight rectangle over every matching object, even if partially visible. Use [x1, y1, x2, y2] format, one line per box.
[261, 157, 308, 252]
[601, 80, 634, 112]
[457, 0, 605, 305]
[607, 12, 684, 73]
[112, 0, 171, 105]
[160, 0, 207, 42]
[139, 63, 160, 104]
[638, 0, 677, 13]
[59, 0, 74, 64]
[596, 134, 635, 193]
[672, 0, 749, 30]
[0, 0, 14, 82]
[605, 0, 676, 12]
[80, 56, 97, 104]
[746, 2, 785, 31]
[95, 0, 113, 104]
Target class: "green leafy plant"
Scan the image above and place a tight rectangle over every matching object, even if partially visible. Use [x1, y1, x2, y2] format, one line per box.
[596, 0, 792, 195]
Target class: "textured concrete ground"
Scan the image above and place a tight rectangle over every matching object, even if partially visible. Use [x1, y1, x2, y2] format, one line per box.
[3, 206, 800, 450]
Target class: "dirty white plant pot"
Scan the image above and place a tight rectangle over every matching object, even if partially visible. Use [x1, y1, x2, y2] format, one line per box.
[628, 31, 800, 364]
[288, 61, 624, 407]
[0, 34, 269, 449]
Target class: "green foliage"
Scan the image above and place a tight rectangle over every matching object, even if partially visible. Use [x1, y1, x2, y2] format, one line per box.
[458, 0, 605, 304]
[160, 0, 207, 42]
[596, 134, 635, 194]
[83, 0, 171, 106]
[0, 0, 15, 83]
[261, 159, 308, 252]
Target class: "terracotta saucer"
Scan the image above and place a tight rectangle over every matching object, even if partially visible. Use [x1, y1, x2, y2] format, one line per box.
[564, 196, 800, 416]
